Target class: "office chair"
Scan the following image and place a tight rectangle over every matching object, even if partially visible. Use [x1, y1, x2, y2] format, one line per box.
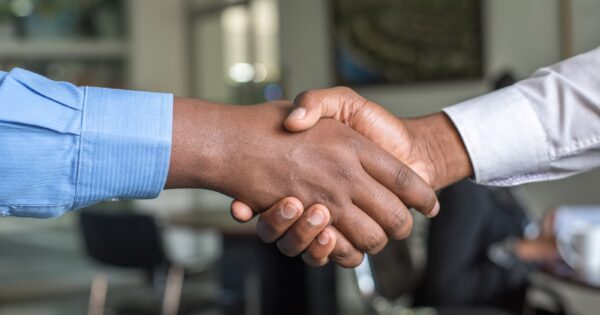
[79, 210, 215, 315]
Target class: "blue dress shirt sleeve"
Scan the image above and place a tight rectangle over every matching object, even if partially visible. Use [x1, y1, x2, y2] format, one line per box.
[0, 68, 173, 218]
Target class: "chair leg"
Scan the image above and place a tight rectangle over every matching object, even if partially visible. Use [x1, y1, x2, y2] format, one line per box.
[87, 273, 108, 315]
[162, 265, 185, 315]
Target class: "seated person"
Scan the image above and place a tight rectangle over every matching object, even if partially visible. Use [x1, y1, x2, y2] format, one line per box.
[413, 180, 558, 315]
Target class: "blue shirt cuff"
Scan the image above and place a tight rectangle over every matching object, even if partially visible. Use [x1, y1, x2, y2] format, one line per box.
[73, 87, 173, 209]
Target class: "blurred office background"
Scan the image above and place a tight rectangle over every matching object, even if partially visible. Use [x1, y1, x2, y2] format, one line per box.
[1, 0, 600, 315]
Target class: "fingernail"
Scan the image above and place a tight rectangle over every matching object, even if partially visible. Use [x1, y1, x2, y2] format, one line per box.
[318, 232, 330, 245]
[281, 203, 298, 219]
[428, 201, 440, 218]
[308, 209, 325, 226]
[288, 108, 306, 120]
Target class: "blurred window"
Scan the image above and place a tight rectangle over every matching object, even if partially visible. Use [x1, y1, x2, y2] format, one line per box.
[0, 0, 127, 87]
[189, 0, 282, 104]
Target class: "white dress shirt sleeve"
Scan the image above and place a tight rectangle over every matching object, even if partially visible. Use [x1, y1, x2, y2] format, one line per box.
[443, 47, 600, 186]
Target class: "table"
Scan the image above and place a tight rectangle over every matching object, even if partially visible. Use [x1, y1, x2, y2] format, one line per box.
[527, 264, 600, 315]
[541, 261, 600, 291]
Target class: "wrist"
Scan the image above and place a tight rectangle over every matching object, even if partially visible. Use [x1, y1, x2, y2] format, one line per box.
[165, 97, 231, 190]
[404, 112, 473, 190]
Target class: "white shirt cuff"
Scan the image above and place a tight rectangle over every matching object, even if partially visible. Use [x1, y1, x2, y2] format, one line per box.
[442, 87, 550, 186]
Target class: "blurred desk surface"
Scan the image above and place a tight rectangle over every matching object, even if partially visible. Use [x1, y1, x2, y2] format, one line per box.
[539, 262, 600, 291]
[528, 267, 600, 315]
[167, 210, 257, 236]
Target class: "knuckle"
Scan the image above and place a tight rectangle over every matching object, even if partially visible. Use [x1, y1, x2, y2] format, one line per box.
[362, 230, 388, 255]
[350, 254, 365, 268]
[394, 166, 411, 189]
[257, 232, 272, 244]
[335, 86, 356, 96]
[301, 254, 319, 267]
[312, 260, 328, 267]
[256, 218, 276, 243]
[336, 86, 366, 112]
[337, 253, 364, 269]
[386, 207, 408, 236]
[276, 240, 300, 257]
[314, 191, 339, 214]
[343, 134, 365, 152]
[330, 244, 353, 262]
[330, 243, 364, 268]
[334, 165, 356, 184]
[294, 90, 317, 106]
[409, 180, 437, 213]
[422, 192, 438, 212]
[302, 250, 327, 267]
[391, 213, 413, 240]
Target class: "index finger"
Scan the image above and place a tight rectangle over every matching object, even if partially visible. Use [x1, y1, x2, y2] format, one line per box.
[359, 139, 439, 218]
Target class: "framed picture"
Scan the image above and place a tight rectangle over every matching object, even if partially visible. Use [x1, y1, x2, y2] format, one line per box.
[332, 0, 483, 86]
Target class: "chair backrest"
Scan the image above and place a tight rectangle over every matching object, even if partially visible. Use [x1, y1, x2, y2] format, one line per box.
[79, 211, 168, 269]
[369, 240, 415, 300]
[354, 239, 415, 313]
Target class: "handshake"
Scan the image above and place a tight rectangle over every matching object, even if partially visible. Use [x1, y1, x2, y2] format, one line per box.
[166, 87, 473, 268]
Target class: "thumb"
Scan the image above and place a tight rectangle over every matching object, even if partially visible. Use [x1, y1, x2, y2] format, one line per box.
[230, 199, 255, 223]
[284, 87, 370, 132]
[284, 93, 327, 132]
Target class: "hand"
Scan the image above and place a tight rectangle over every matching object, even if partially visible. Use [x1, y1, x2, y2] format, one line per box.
[166, 98, 438, 266]
[515, 210, 559, 263]
[515, 238, 559, 263]
[245, 196, 338, 266]
[284, 86, 472, 189]
[232, 87, 473, 267]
